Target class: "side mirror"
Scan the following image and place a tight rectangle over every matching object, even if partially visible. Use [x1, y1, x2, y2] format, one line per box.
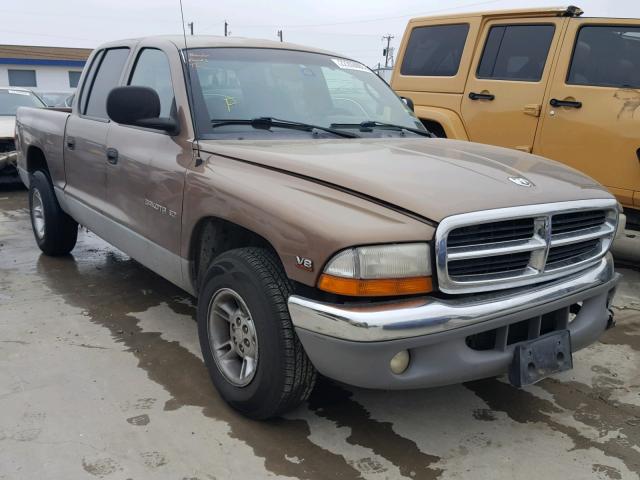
[401, 96, 415, 112]
[106, 86, 179, 134]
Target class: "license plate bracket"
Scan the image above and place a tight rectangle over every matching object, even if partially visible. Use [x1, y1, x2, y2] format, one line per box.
[508, 330, 573, 387]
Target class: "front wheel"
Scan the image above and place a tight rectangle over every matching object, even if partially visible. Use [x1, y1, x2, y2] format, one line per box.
[197, 248, 316, 419]
[29, 170, 78, 256]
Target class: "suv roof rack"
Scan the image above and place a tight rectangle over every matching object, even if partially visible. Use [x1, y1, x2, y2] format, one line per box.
[562, 5, 584, 17]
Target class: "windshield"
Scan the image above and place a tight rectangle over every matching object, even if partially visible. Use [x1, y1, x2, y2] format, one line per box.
[0, 89, 46, 115]
[185, 48, 423, 138]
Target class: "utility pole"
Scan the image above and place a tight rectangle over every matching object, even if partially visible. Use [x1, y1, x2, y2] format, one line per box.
[277, 29, 283, 42]
[224, 20, 229, 37]
[382, 34, 394, 68]
[188, 22, 194, 35]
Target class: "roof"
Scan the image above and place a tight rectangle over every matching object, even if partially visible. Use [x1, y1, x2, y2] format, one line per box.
[408, 6, 582, 23]
[98, 35, 342, 59]
[0, 44, 92, 67]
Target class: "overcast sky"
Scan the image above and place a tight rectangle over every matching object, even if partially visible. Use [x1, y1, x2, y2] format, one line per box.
[1, 0, 638, 67]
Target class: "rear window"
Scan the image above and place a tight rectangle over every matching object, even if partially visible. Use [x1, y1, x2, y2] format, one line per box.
[400, 24, 469, 76]
[567, 25, 640, 88]
[477, 24, 555, 81]
[84, 47, 130, 119]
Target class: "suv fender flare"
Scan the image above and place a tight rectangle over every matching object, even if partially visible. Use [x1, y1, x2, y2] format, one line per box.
[414, 106, 469, 140]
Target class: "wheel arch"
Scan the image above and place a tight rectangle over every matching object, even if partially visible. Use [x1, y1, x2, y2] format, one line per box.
[414, 106, 469, 140]
[188, 216, 284, 292]
[26, 145, 50, 178]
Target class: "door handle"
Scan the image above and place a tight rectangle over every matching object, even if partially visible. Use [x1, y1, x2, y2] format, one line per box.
[469, 92, 495, 101]
[550, 98, 582, 108]
[66, 137, 76, 150]
[106, 148, 119, 165]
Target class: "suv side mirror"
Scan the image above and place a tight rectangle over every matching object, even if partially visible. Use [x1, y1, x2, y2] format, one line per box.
[401, 96, 415, 112]
[106, 86, 179, 135]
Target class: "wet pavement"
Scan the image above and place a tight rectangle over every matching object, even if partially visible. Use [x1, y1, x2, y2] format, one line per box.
[1, 185, 639, 480]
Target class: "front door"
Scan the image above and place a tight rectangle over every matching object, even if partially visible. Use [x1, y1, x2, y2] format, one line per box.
[535, 19, 640, 210]
[105, 47, 186, 256]
[461, 18, 566, 153]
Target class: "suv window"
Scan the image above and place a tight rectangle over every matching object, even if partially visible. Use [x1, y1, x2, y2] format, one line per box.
[567, 25, 640, 88]
[400, 24, 469, 76]
[84, 47, 130, 119]
[129, 48, 175, 118]
[477, 25, 555, 81]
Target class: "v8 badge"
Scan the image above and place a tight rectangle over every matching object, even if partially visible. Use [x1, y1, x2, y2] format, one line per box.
[295, 256, 313, 272]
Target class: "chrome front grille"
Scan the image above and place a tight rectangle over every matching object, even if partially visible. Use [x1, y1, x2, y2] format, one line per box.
[447, 218, 535, 247]
[435, 199, 618, 294]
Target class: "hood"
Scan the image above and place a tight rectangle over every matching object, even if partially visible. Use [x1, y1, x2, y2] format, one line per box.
[199, 137, 612, 223]
[0, 116, 16, 140]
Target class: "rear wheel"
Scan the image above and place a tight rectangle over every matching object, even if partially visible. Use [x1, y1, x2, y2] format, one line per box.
[197, 247, 316, 419]
[29, 170, 78, 256]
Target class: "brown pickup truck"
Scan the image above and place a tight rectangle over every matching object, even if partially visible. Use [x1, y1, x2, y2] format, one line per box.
[16, 36, 620, 419]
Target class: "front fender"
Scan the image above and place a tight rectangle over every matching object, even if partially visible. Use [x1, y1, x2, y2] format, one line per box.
[181, 153, 435, 287]
[414, 106, 468, 140]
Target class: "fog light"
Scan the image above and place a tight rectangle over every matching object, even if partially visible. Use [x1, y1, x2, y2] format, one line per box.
[390, 350, 410, 374]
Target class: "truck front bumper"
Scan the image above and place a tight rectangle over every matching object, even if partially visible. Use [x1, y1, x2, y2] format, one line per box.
[288, 255, 619, 389]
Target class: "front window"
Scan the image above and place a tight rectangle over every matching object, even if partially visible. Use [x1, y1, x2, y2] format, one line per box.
[0, 89, 46, 116]
[185, 48, 423, 138]
[400, 24, 469, 77]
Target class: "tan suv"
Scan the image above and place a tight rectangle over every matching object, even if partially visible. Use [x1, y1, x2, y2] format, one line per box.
[392, 6, 640, 229]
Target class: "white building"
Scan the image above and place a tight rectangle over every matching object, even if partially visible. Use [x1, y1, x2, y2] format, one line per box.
[0, 45, 92, 93]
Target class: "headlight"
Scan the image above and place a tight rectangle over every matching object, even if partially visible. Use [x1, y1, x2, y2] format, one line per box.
[318, 243, 432, 297]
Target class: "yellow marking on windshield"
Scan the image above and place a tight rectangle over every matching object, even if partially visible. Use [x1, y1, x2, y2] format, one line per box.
[225, 96, 237, 112]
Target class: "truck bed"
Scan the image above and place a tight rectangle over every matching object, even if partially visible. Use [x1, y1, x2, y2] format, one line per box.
[16, 106, 70, 189]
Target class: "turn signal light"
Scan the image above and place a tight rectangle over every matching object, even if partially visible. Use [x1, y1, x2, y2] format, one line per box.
[318, 274, 433, 297]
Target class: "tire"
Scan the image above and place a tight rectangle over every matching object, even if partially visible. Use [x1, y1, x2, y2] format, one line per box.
[197, 247, 316, 419]
[29, 170, 78, 256]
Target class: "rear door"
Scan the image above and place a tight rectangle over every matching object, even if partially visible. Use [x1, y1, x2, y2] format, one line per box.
[535, 19, 640, 209]
[64, 47, 130, 212]
[461, 17, 567, 152]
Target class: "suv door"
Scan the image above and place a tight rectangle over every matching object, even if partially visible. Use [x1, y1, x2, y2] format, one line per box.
[535, 19, 640, 212]
[105, 47, 186, 258]
[460, 18, 566, 152]
[64, 47, 130, 213]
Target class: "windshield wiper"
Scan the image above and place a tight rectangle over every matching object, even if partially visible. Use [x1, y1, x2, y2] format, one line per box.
[331, 121, 434, 138]
[211, 117, 359, 138]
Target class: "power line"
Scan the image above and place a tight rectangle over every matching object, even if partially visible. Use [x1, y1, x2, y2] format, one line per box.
[232, 0, 503, 29]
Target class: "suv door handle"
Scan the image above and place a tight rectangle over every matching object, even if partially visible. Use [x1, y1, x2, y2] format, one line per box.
[106, 148, 119, 165]
[469, 92, 495, 101]
[550, 98, 582, 109]
[66, 137, 76, 150]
